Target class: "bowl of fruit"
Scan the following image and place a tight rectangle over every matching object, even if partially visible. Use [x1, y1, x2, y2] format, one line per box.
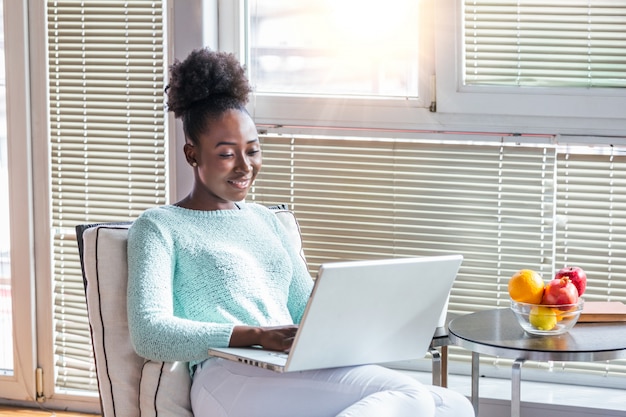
[510, 299, 584, 335]
[508, 266, 587, 336]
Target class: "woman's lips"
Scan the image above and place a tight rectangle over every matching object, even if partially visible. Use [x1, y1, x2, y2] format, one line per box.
[228, 178, 251, 189]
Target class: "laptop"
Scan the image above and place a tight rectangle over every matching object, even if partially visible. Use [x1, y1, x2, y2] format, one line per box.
[208, 254, 463, 372]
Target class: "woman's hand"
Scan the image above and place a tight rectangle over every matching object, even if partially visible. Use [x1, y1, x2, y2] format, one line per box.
[259, 325, 299, 351]
[229, 325, 298, 352]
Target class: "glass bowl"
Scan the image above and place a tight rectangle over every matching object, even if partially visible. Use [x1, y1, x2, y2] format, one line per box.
[510, 299, 584, 336]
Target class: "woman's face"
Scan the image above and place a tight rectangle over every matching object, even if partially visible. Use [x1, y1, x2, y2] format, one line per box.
[185, 109, 261, 210]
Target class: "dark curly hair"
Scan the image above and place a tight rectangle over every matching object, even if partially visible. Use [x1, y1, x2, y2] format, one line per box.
[165, 48, 253, 144]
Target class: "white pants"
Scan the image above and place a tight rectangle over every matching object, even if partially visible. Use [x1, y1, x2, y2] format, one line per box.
[191, 358, 474, 417]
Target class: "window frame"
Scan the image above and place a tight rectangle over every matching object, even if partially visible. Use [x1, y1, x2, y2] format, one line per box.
[216, 0, 438, 132]
[434, 0, 626, 135]
[216, 0, 626, 138]
[0, 0, 37, 401]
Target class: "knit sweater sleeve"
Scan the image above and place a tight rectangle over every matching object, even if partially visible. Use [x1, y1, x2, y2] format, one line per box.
[127, 214, 234, 362]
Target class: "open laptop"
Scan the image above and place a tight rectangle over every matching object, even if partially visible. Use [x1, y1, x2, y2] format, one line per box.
[208, 254, 463, 372]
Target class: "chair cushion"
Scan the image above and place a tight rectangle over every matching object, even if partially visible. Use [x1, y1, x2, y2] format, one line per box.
[139, 360, 192, 417]
[273, 208, 306, 261]
[79, 207, 304, 417]
[82, 224, 150, 417]
[82, 224, 193, 417]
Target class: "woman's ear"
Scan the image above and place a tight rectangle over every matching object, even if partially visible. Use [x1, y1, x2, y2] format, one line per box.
[183, 143, 197, 167]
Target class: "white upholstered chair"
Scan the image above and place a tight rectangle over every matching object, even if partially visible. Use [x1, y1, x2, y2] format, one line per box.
[76, 205, 303, 417]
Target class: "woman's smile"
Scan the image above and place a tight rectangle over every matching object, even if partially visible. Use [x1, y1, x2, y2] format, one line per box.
[228, 177, 252, 189]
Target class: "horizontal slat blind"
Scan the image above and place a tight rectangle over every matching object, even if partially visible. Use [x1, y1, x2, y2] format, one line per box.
[48, 0, 167, 393]
[252, 136, 556, 315]
[550, 150, 626, 378]
[464, 0, 626, 87]
[556, 153, 626, 293]
[250, 133, 626, 386]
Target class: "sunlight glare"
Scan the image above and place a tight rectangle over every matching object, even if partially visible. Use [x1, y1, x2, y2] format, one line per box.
[329, 0, 416, 44]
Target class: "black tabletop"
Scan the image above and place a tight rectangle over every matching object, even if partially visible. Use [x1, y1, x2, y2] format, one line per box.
[448, 308, 626, 362]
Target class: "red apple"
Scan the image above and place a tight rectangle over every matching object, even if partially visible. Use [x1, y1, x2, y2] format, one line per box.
[555, 266, 587, 296]
[542, 277, 579, 306]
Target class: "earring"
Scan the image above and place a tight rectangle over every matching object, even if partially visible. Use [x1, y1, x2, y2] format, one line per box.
[191, 161, 197, 167]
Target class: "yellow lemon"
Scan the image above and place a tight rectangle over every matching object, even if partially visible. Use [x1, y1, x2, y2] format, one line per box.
[508, 269, 545, 304]
[529, 306, 557, 331]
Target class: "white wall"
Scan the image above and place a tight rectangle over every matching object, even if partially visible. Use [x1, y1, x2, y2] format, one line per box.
[170, 0, 205, 202]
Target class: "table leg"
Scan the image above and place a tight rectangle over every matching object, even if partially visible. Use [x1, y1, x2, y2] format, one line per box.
[511, 359, 525, 417]
[430, 348, 442, 386]
[471, 352, 480, 416]
[441, 345, 448, 388]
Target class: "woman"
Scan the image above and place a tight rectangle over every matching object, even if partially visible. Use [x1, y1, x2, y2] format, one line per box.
[127, 47, 474, 417]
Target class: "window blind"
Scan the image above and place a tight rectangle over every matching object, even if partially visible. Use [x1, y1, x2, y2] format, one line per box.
[549, 149, 626, 379]
[463, 0, 626, 87]
[251, 135, 557, 314]
[47, 0, 167, 393]
[250, 133, 626, 388]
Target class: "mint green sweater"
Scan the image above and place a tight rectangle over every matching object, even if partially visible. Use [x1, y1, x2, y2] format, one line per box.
[126, 203, 313, 369]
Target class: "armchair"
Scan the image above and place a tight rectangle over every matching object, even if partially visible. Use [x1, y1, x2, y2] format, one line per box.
[75, 205, 302, 417]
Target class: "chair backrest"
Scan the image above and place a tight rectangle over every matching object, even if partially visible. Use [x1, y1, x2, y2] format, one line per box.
[76, 205, 304, 417]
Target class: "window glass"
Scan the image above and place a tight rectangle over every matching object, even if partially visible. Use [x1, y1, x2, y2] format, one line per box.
[0, 0, 13, 377]
[247, 0, 420, 98]
[463, 0, 626, 88]
[434, 0, 626, 124]
[47, 0, 167, 394]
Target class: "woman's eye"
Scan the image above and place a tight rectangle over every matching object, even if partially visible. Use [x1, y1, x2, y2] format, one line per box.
[248, 149, 261, 156]
[219, 153, 234, 158]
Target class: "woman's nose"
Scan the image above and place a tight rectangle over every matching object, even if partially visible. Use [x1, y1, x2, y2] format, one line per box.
[235, 156, 252, 173]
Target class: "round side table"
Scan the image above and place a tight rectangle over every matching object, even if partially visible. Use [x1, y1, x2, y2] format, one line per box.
[448, 308, 626, 417]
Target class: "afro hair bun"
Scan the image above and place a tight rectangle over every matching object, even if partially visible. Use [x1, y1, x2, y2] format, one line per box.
[165, 48, 252, 118]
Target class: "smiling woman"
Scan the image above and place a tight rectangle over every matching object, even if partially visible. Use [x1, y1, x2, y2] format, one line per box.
[125, 46, 474, 417]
